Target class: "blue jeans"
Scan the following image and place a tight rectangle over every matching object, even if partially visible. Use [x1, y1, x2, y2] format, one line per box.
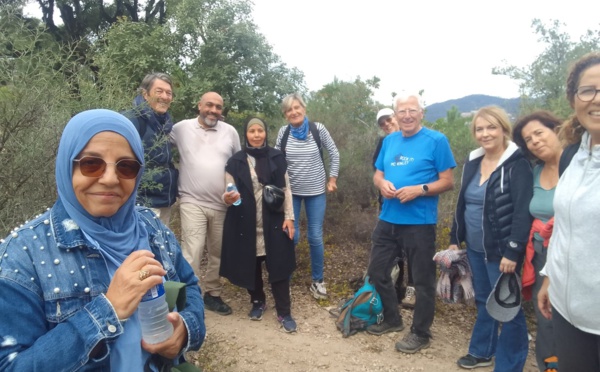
[292, 193, 326, 282]
[467, 248, 529, 371]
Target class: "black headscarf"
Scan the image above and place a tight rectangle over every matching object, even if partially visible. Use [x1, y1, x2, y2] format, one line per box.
[243, 117, 271, 185]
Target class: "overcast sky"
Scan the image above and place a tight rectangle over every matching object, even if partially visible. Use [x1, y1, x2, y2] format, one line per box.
[252, 0, 600, 106]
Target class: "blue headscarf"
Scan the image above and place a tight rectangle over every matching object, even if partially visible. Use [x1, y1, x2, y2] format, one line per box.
[55, 109, 149, 263]
[289, 116, 309, 140]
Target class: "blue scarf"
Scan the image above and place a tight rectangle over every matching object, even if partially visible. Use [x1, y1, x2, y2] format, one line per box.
[55, 109, 149, 263]
[133, 95, 173, 134]
[289, 116, 309, 140]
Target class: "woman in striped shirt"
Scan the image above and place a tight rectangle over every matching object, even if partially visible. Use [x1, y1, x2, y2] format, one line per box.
[275, 93, 340, 300]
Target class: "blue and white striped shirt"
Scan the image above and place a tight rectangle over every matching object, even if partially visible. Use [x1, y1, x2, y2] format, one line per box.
[275, 122, 339, 196]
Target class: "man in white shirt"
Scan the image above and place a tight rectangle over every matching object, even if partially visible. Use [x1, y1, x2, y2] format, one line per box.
[171, 92, 241, 315]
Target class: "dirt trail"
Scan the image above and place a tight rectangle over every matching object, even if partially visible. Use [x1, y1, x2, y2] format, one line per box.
[188, 283, 540, 372]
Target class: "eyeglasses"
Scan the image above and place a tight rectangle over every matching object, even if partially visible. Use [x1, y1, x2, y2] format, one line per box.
[73, 156, 142, 179]
[396, 109, 420, 117]
[576, 86, 600, 102]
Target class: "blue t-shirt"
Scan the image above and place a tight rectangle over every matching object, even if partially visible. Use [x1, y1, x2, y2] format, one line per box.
[375, 127, 456, 224]
[464, 167, 486, 252]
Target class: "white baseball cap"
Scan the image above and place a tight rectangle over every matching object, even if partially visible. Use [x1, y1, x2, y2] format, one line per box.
[376, 108, 395, 124]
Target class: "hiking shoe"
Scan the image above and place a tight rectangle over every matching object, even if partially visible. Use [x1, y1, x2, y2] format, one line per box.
[310, 281, 328, 300]
[248, 301, 266, 321]
[204, 294, 232, 315]
[457, 354, 493, 369]
[395, 332, 430, 354]
[402, 286, 416, 309]
[277, 314, 297, 333]
[366, 321, 405, 335]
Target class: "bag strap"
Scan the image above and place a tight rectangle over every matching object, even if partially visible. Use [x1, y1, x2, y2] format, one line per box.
[308, 121, 323, 163]
[280, 125, 291, 155]
[559, 142, 578, 177]
[341, 296, 359, 338]
[281, 122, 323, 163]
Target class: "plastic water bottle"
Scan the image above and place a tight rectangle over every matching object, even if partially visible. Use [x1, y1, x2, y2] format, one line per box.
[138, 283, 173, 344]
[226, 183, 242, 206]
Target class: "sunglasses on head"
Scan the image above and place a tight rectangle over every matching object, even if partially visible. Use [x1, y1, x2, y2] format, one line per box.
[73, 156, 142, 179]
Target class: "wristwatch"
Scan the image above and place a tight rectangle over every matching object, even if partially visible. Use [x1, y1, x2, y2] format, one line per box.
[421, 184, 429, 195]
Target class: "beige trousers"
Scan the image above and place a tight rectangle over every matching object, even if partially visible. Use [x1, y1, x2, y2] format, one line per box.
[179, 202, 225, 297]
[149, 206, 172, 227]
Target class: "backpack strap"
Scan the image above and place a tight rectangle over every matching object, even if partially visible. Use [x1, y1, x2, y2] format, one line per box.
[341, 296, 358, 338]
[559, 142, 579, 177]
[281, 122, 323, 164]
[280, 125, 291, 155]
[308, 121, 323, 162]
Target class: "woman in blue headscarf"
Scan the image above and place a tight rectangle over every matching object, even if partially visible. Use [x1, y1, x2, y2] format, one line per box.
[0, 109, 205, 371]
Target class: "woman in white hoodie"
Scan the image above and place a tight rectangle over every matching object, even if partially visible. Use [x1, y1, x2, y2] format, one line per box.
[538, 52, 600, 371]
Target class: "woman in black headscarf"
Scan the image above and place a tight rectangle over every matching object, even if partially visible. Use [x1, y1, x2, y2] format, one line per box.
[220, 117, 297, 332]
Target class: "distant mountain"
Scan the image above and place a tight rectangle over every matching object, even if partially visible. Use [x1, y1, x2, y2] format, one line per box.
[424, 94, 520, 122]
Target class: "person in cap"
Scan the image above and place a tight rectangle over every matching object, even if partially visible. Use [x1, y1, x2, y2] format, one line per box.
[448, 106, 532, 370]
[219, 117, 297, 332]
[0, 109, 205, 370]
[372, 108, 415, 309]
[367, 93, 456, 354]
[372, 108, 400, 172]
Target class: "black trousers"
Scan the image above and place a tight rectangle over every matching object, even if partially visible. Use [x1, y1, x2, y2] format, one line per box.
[247, 256, 291, 317]
[553, 306, 600, 371]
[367, 221, 436, 338]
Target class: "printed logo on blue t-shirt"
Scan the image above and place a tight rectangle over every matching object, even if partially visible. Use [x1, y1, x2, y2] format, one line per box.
[391, 153, 414, 166]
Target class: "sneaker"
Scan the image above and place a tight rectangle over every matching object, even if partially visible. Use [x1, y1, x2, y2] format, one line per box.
[402, 286, 416, 309]
[310, 281, 328, 300]
[366, 321, 405, 335]
[543, 356, 558, 372]
[204, 294, 232, 315]
[457, 354, 493, 369]
[395, 332, 430, 354]
[248, 301, 266, 321]
[277, 314, 297, 333]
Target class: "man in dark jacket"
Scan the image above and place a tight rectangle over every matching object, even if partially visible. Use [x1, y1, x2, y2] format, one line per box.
[124, 73, 178, 225]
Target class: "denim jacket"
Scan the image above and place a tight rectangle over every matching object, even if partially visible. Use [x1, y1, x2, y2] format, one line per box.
[0, 200, 205, 371]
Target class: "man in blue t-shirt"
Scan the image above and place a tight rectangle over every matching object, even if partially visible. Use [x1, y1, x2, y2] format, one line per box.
[366, 93, 456, 354]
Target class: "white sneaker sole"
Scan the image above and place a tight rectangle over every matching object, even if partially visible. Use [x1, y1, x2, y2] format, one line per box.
[310, 288, 328, 300]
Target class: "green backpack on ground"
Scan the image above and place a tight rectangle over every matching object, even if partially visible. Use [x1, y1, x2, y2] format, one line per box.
[335, 275, 384, 337]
